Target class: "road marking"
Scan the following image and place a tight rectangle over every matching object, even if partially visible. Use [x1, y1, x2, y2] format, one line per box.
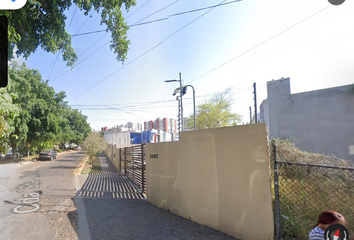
[9, 171, 42, 214]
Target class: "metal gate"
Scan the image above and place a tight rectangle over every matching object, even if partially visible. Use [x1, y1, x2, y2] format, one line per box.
[120, 144, 146, 194]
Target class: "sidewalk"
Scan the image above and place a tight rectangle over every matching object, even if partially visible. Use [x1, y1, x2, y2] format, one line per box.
[74, 154, 238, 240]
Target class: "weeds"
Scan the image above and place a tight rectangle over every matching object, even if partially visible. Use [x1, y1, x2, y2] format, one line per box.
[81, 156, 102, 174]
[271, 139, 354, 239]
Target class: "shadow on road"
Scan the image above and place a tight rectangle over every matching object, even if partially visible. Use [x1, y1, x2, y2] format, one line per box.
[50, 166, 77, 169]
[73, 154, 238, 240]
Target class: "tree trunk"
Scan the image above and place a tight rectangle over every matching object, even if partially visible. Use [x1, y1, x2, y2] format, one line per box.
[11, 141, 16, 162]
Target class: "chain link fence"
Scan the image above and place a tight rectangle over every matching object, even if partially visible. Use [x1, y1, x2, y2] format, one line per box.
[272, 140, 354, 240]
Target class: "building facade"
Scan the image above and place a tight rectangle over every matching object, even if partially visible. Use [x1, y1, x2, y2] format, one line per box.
[144, 118, 177, 134]
[104, 127, 131, 148]
[126, 122, 142, 132]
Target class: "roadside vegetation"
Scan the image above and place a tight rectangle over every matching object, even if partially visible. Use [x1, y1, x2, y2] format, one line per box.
[80, 156, 102, 174]
[82, 132, 107, 170]
[270, 139, 354, 239]
[0, 63, 91, 161]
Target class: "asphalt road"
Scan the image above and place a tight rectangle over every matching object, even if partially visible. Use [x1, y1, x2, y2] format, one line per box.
[0, 151, 85, 240]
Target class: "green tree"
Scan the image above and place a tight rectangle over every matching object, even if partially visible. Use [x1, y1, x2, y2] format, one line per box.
[7, 63, 33, 159]
[83, 131, 106, 168]
[185, 87, 242, 130]
[1, 0, 136, 68]
[66, 108, 92, 146]
[0, 86, 20, 154]
[7, 62, 92, 159]
[0, 87, 19, 139]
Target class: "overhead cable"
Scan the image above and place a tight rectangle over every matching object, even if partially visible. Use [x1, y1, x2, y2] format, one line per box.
[69, 0, 230, 100]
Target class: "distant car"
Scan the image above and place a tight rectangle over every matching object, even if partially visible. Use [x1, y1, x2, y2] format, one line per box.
[39, 149, 57, 161]
[5, 151, 13, 159]
[73, 146, 81, 150]
[4, 150, 20, 159]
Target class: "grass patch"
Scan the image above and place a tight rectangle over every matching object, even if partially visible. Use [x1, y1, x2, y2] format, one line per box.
[81, 156, 102, 174]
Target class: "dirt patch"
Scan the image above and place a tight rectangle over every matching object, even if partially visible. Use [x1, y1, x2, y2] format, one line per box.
[0, 157, 37, 165]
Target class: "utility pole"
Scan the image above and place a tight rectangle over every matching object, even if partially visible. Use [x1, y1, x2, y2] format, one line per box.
[170, 118, 174, 141]
[249, 106, 252, 124]
[179, 73, 183, 132]
[253, 83, 257, 123]
[177, 96, 181, 133]
[165, 73, 185, 133]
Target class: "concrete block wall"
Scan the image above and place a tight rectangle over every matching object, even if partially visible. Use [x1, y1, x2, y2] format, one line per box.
[261, 78, 354, 160]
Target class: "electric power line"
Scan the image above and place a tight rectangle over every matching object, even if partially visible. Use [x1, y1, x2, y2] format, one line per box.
[186, 5, 332, 85]
[69, 0, 230, 100]
[49, 35, 110, 83]
[168, 0, 241, 18]
[67, 6, 78, 31]
[71, 0, 242, 37]
[126, 0, 153, 20]
[55, 0, 324, 117]
[70, 94, 212, 109]
[43, 8, 93, 79]
[42, 61, 55, 76]
[48, 0, 180, 83]
[48, 55, 59, 79]
[74, 9, 95, 35]
[133, 0, 179, 25]
[50, 33, 109, 81]
[71, 0, 181, 37]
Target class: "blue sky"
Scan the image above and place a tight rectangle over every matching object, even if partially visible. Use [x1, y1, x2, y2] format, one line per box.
[21, 0, 354, 130]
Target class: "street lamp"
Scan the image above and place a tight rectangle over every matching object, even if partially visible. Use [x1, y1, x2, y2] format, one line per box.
[183, 85, 196, 130]
[165, 73, 196, 131]
[165, 73, 183, 132]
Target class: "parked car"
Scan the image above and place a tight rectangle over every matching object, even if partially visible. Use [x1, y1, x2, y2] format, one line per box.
[73, 145, 81, 150]
[4, 150, 20, 159]
[39, 149, 57, 161]
[5, 151, 13, 159]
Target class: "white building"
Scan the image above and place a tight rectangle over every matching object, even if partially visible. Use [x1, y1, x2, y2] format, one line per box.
[104, 127, 131, 148]
[146, 118, 177, 134]
[126, 122, 142, 132]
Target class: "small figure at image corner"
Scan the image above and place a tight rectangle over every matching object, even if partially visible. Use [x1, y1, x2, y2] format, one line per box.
[308, 210, 354, 240]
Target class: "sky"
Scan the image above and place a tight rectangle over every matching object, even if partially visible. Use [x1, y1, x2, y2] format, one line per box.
[20, 0, 354, 131]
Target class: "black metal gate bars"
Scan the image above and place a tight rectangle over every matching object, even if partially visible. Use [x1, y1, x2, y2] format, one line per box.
[120, 144, 146, 194]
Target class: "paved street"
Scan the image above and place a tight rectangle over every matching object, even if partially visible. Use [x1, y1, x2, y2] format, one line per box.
[0, 151, 84, 240]
[75, 155, 238, 240]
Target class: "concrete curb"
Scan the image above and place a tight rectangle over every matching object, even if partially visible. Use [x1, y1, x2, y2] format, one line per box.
[73, 155, 89, 176]
[72, 153, 92, 239]
[74, 175, 91, 240]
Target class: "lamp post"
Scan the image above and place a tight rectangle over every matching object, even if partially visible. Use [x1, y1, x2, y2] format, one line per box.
[183, 85, 196, 130]
[165, 73, 183, 132]
[165, 74, 196, 131]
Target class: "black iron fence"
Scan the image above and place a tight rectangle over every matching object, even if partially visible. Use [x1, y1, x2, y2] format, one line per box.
[119, 144, 146, 194]
[272, 140, 354, 240]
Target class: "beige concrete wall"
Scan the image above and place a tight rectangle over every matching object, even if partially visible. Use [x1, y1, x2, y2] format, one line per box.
[146, 124, 274, 240]
[104, 144, 121, 172]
